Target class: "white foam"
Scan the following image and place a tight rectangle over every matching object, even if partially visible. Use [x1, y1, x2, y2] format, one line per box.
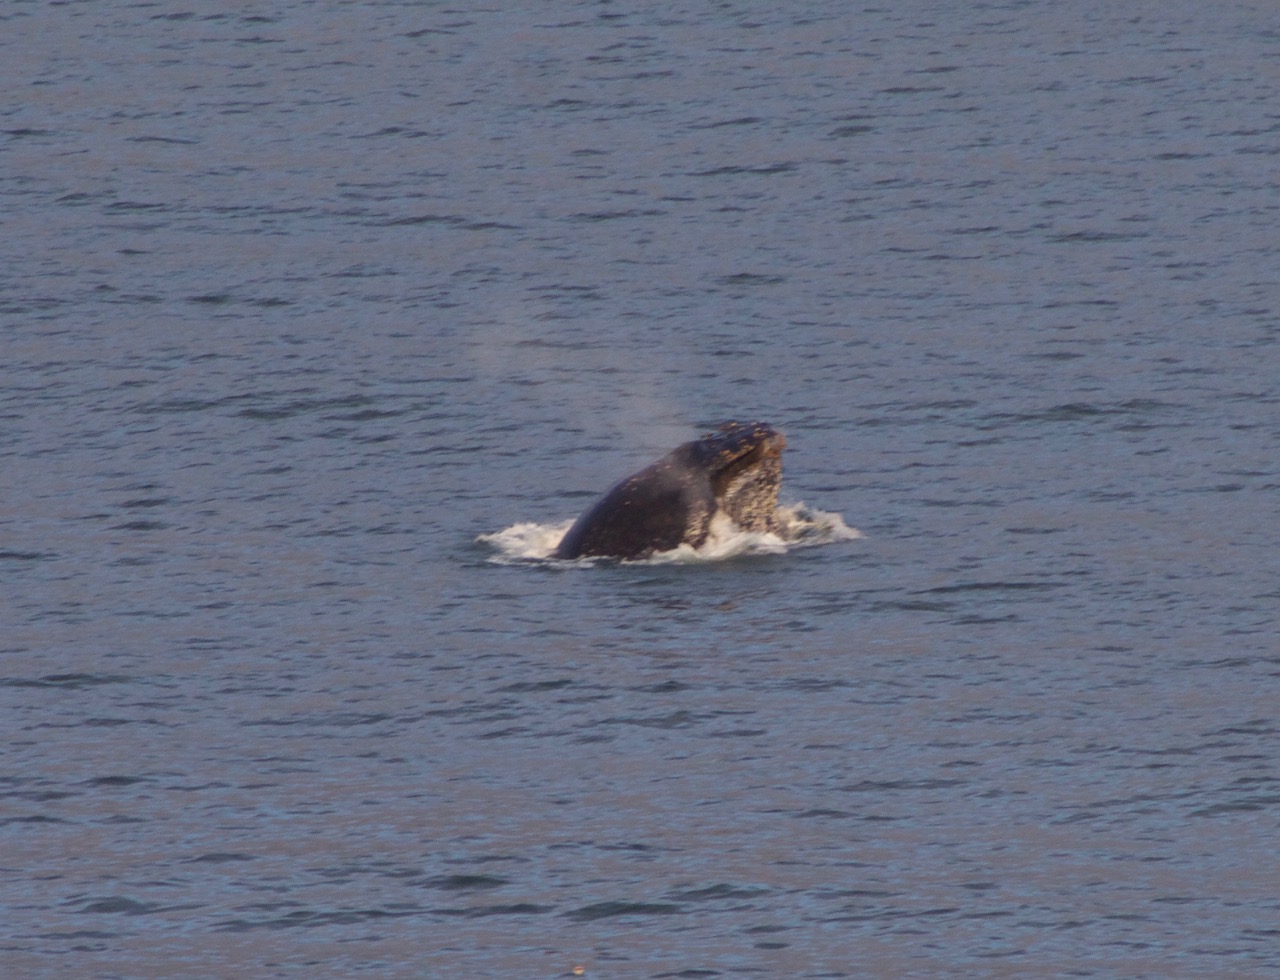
[478, 503, 860, 566]
[776, 502, 864, 546]
[476, 520, 575, 561]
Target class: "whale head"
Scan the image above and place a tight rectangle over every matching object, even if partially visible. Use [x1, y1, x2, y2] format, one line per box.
[553, 420, 787, 560]
[696, 421, 786, 535]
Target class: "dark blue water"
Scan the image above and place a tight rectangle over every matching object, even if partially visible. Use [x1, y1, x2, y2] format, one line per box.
[3, 2, 1278, 976]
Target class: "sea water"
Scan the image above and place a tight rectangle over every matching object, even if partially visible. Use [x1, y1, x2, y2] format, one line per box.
[3, 1, 1278, 976]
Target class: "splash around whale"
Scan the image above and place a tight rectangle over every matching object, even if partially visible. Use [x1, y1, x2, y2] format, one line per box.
[480, 421, 860, 565]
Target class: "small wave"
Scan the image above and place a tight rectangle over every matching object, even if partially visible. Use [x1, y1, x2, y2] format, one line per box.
[478, 504, 860, 566]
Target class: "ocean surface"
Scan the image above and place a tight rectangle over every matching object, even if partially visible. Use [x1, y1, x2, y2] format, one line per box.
[3, 1, 1279, 976]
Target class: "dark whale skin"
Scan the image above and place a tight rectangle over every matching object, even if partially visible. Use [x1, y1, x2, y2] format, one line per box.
[553, 421, 785, 560]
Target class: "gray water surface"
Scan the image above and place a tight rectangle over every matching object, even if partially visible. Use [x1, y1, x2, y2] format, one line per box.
[3, 2, 1279, 977]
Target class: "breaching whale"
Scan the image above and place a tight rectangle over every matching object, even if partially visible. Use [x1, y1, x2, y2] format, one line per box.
[553, 421, 787, 560]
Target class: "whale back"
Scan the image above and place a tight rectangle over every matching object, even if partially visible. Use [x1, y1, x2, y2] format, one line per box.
[552, 445, 715, 559]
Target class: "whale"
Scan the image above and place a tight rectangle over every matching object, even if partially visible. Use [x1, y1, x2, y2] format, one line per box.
[553, 421, 787, 560]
